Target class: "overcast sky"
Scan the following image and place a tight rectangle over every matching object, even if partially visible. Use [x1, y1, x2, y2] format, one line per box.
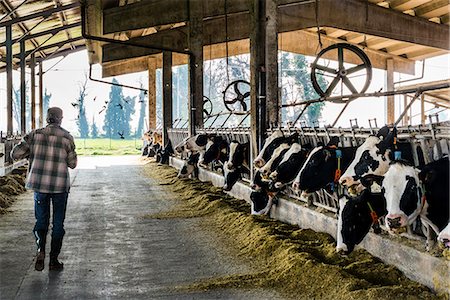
[0, 50, 448, 135]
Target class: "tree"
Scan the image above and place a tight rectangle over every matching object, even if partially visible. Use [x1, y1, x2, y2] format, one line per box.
[75, 76, 90, 138]
[42, 88, 51, 123]
[280, 52, 327, 126]
[91, 116, 99, 138]
[12, 83, 31, 131]
[103, 78, 135, 139]
[135, 82, 147, 137]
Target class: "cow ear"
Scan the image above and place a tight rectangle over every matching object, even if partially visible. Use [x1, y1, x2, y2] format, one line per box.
[378, 127, 397, 154]
[376, 126, 390, 139]
[327, 136, 340, 147]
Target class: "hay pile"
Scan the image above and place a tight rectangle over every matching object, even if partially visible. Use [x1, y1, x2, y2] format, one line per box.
[142, 162, 445, 300]
[0, 167, 27, 214]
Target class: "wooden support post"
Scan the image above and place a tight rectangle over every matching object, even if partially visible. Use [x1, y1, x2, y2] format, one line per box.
[421, 93, 426, 125]
[403, 94, 408, 126]
[148, 58, 156, 130]
[31, 54, 36, 130]
[250, 0, 265, 157]
[386, 58, 394, 125]
[266, 0, 278, 127]
[188, 0, 204, 135]
[162, 51, 173, 146]
[39, 62, 43, 127]
[20, 41, 26, 134]
[6, 25, 13, 135]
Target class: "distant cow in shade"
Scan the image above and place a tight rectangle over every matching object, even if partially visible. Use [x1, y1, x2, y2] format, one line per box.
[156, 140, 174, 165]
[383, 157, 449, 250]
[223, 141, 249, 191]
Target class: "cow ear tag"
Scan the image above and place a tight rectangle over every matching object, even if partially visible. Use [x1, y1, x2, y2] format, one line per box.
[394, 151, 402, 160]
[334, 149, 342, 182]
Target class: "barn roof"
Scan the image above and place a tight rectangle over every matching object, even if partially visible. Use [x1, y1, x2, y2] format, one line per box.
[0, 0, 83, 71]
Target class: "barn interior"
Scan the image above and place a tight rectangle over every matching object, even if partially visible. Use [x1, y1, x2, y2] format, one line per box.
[0, 0, 449, 298]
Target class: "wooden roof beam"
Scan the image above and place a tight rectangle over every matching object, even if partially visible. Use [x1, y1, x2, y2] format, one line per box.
[388, 0, 429, 11]
[414, 0, 450, 19]
[102, 0, 449, 50]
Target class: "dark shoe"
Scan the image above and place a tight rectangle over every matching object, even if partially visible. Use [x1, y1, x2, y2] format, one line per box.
[49, 259, 64, 271]
[35, 251, 45, 271]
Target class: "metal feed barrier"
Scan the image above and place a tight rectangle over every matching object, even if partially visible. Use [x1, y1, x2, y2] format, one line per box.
[169, 122, 449, 214]
[0, 133, 27, 176]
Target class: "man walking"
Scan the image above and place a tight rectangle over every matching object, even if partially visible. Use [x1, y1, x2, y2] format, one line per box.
[11, 107, 77, 271]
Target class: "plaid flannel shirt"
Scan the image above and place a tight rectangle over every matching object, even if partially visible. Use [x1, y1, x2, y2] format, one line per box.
[11, 124, 77, 193]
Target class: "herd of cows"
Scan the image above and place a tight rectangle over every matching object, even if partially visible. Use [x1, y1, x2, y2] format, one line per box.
[142, 127, 450, 256]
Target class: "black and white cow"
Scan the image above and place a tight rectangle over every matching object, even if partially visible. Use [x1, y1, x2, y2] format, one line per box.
[223, 141, 249, 191]
[198, 136, 229, 169]
[253, 129, 285, 169]
[175, 134, 209, 154]
[336, 175, 386, 254]
[292, 138, 357, 193]
[269, 143, 311, 190]
[258, 143, 291, 179]
[339, 126, 397, 190]
[156, 140, 174, 165]
[177, 152, 200, 179]
[383, 157, 449, 249]
[250, 190, 274, 215]
[438, 222, 450, 249]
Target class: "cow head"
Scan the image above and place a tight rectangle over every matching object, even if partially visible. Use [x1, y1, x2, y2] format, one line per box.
[259, 143, 290, 179]
[336, 175, 386, 254]
[438, 223, 450, 249]
[254, 130, 284, 168]
[223, 163, 241, 191]
[177, 153, 200, 178]
[175, 134, 209, 154]
[270, 143, 305, 189]
[250, 190, 273, 215]
[226, 141, 248, 170]
[199, 136, 228, 166]
[383, 161, 421, 231]
[339, 126, 396, 190]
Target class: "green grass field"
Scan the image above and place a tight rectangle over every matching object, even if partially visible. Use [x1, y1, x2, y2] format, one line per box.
[75, 138, 142, 156]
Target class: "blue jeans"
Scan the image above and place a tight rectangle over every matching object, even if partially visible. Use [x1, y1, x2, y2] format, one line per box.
[34, 192, 68, 241]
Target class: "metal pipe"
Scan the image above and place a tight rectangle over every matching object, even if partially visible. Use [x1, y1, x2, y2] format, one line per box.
[394, 92, 422, 126]
[20, 40, 26, 134]
[394, 60, 425, 86]
[88, 64, 147, 93]
[6, 25, 13, 135]
[281, 82, 450, 108]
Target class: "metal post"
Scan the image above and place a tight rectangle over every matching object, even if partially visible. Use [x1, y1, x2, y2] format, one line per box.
[420, 94, 426, 125]
[6, 25, 13, 135]
[20, 41, 26, 134]
[31, 53, 36, 130]
[39, 62, 43, 127]
[403, 94, 408, 125]
[162, 51, 173, 146]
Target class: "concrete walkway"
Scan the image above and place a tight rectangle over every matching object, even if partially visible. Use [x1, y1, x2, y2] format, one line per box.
[0, 156, 283, 300]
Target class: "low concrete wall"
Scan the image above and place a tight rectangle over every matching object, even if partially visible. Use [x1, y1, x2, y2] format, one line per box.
[169, 157, 450, 295]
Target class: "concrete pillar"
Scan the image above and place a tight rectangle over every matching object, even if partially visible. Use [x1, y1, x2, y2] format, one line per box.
[250, 0, 265, 156]
[162, 51, 173, 146]
[20, 41, 26, 134]
[265, 0, 278, 127]
[386, 58, 394, 125]
[188, 0, 204, 135]
[31, 54, 36, 130]
[148, 58, 156, 130]
[39, 63, 43, 128]
[6, 25, 13, 135]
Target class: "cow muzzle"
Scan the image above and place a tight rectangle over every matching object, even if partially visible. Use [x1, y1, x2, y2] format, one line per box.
[385, 214, 407, 231]
[254, 158, 265, 169]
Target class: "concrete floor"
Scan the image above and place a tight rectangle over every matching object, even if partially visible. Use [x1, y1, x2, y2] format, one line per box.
[0, 156, 284, 300]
